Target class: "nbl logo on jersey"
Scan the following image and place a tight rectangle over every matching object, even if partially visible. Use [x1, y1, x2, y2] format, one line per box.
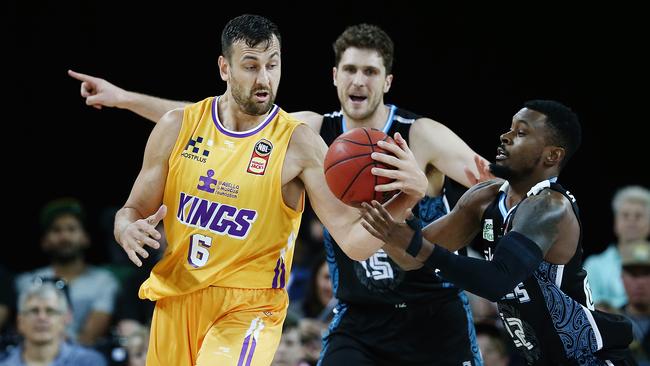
[247, 139, 273, 175]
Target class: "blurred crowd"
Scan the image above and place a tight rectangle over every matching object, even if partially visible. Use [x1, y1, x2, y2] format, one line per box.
[0, 184, 648, 365]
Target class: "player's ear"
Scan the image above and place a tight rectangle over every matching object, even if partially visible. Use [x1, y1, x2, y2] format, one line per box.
[218, 55, 229, 82]
[544, 146, 565, 166]
[332, 67, 338, 87]
[384, 74, 393, 93]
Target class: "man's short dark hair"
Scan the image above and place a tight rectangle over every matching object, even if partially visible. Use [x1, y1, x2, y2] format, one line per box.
[524, 99, 582, 168]
[221, 14, 281, 60]
[333, 24, 394, 74]
[40, 197, 86, 231]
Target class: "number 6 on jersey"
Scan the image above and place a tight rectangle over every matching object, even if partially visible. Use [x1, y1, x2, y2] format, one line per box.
[188, 234, 213, 267]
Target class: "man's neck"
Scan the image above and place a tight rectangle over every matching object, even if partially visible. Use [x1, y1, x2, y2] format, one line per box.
[218, 94, 271, 132]
[23, 339, 61, 366]
[53, 258, 85, 282]
[505, 174, 555, 209]
[343, 104, 390, 131]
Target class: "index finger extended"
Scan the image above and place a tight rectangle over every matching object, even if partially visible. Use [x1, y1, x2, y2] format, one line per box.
[67, 69, 96, 82]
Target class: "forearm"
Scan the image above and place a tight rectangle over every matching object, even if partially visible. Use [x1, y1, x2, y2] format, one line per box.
[382, 243, 424, 270]
[122, 91, 190, 123]
[421, 231, 543, 302]
[344, 192, 422, 260]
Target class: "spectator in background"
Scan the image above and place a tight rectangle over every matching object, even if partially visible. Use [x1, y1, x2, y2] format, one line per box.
[584, 185, 650, 310]
[620, 240, 650, 366]
[0, 281, 106, 366]
[0, 266, 15, 334]
[0, 265, 16, 359]
[467, 292, 499, 327]
[271, 313, 306, 366]
[15, 198, 120, 346]
[298, 318, 326, 366]
[295, 253, 335, 322]
[475, 323, 511, 366]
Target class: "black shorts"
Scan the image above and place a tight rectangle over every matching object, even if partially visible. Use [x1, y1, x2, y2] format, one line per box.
[319, 291, 482, 366]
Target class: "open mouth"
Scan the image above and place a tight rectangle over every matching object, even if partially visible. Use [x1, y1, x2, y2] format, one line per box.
[349, 95, 367, 103]
[254, 91, 270, 102]
[496, 146, 508, 161]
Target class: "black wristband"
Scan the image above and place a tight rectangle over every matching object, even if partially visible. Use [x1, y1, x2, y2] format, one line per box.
[405, 216, 423, 257]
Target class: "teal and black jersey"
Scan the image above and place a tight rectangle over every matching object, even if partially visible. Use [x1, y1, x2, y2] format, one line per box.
[320, 105, 460, 305]
[474, 179, 633, 365]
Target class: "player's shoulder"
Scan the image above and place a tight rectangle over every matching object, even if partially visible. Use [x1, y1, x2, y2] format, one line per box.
[288, 122, 323, 150]
[523, 187, 573, 212]
[457, 179, 504, 210]
[468, 178, 504, 197]
[157, 108, 185, 135]
[409, 116, 450, 135]
[290, 110, 323, 132]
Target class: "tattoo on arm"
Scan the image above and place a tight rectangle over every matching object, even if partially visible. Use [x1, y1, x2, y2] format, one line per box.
[510, 192, 567, 255]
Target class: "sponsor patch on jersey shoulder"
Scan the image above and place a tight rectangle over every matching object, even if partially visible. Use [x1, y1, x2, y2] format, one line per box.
[482, 219, 494, 241]
[247, 139, 273, 175]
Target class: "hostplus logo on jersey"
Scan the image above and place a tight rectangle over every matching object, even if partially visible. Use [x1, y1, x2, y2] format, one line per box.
[181, 136, 212, 163]
[247, 139, 273, 175]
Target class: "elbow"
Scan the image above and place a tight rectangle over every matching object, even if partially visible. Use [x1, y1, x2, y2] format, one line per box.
[483, 290, 506, 303]
[340, 244, 373, 261]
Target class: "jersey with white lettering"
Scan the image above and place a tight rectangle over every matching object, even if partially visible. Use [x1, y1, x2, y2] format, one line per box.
[474, 179, 633, 365]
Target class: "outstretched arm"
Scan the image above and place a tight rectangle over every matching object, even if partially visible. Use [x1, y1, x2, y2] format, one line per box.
[360, 180, 496, 268]
[409, 118, 493, 188]
[68, 70, 190, 122]
[363, 188, 572, 301]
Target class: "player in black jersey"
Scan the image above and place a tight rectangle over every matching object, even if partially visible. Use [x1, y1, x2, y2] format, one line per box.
[69, 24, 490, 365]
[362, 100, 636, 365]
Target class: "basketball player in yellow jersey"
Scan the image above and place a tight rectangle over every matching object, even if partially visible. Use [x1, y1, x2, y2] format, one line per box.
[113, 14, 427, 366]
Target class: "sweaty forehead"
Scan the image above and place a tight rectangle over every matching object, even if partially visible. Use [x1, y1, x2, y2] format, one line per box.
[339, 47, 385, 69]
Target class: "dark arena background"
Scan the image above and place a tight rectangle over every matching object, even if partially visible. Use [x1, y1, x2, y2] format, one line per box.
[7, 1, 649, 271]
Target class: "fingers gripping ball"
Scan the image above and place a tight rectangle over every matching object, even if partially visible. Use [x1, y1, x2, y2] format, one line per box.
[324, 127, 398, 207]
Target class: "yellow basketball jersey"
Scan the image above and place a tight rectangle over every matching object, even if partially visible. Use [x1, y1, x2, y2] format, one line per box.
[139, 96, 304, 300]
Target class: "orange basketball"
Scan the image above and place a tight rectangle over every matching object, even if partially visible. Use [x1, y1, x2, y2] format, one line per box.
[324, 127, 397, 207]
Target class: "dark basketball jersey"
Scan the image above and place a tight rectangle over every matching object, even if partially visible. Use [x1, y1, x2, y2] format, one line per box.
[474, 179, 633, 365]
[320, 105, 461, 305]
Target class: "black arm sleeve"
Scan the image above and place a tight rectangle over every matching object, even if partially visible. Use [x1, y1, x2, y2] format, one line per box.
[423, 231, 543, 302]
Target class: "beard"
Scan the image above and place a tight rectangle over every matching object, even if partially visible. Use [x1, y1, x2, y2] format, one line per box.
[230, 75, 275, 116]
[489, 156, 540, 182]
[43, 244, 84, 265]
[489, 163, 514, 180]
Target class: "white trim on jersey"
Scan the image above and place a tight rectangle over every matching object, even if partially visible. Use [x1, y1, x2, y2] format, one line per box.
[581, 304, 604, 351]
[554, 265, 565, 288]
[324, 111, 343, 118]
[394, 115, 416, 124]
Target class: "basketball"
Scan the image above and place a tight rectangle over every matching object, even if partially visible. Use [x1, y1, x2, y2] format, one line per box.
[324, 127, 398, 207]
